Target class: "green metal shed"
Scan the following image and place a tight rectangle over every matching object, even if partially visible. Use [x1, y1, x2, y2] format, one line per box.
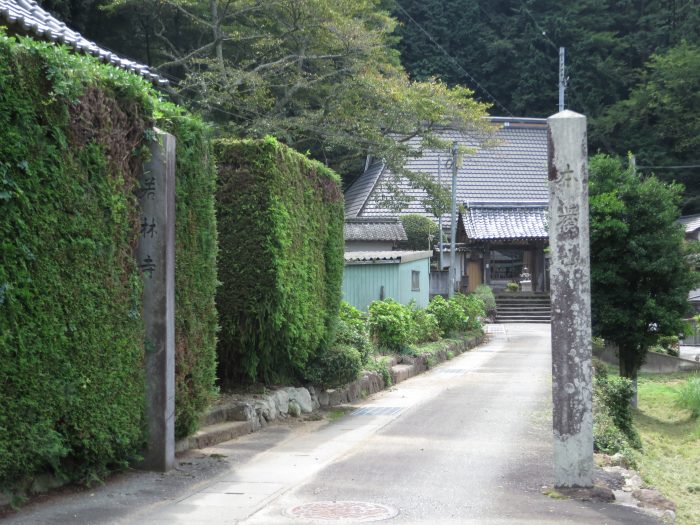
[342, 251, 432, 311]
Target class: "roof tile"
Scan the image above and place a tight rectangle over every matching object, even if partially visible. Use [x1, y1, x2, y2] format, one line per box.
[0, 0, 167, 85]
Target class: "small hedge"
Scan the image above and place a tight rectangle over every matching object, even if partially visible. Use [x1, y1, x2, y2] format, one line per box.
[0, 33, 217, 491]
[215, 137, 344, 384]
[368, 299, 415, 352]
[427, 295, 468, 336]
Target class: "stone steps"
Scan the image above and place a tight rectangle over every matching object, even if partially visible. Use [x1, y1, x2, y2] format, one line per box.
[495, 293, 551, 324]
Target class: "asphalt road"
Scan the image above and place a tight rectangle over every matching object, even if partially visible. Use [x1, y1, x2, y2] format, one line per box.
[3, 324, 661, 525]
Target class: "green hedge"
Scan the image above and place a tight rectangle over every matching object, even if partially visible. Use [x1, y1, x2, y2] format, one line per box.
[159, 111, 218, 439]
[0, 33, 217, 491]
[215, 137, 344, 384]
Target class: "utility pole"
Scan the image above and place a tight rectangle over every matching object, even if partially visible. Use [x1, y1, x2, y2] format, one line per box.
[558, 47, 567, 112]
[438, 154, 444, 270]
[449, 142, 458, 298]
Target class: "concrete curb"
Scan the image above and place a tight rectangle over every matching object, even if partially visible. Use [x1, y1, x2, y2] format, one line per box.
[2, 334, 485, 507]
[176, 333, 485, 453]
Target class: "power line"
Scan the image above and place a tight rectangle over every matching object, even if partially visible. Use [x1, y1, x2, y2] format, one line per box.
[637, 164, 700, 170]
[393, 1, 513, 117]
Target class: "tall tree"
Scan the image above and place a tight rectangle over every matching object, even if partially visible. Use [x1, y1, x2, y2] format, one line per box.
[595, 42, 700, 211]
[40, 0, 491, 200]
[589, 154, 697, 386]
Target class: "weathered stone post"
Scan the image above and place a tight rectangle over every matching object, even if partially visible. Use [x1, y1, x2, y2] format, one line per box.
[137, 129, 176, 471]
[547, 110, 593, 488]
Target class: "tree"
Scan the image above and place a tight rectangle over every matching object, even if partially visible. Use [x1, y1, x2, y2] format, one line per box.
[595, 43, 700, 212]
[71, 0, 491, 202]
[400, 214, 438, 250]
[589, 154, 698, 387]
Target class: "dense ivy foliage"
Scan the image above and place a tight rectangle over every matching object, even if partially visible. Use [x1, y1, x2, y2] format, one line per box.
[159, 107, 219, 439]
[215, 137, 344, 384]
[0, 32, 217, 491]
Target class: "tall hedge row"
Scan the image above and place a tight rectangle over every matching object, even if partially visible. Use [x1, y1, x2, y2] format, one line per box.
[215, 138, 344, 384]
[0, 32, 217, 491]
[160, 112, 219, 439]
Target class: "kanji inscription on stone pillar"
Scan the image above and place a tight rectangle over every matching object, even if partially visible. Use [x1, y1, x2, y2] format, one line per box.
[137, 129, 176, 472]
[547, 110, 593, 488]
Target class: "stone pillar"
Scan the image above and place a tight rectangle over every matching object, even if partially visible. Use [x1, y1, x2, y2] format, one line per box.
[547, 110, 593, 488]
[137, 129, 176, 472]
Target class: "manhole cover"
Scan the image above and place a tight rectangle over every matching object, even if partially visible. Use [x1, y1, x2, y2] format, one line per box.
[287, 501, 398, 522]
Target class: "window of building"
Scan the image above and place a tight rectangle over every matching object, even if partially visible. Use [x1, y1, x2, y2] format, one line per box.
[412, 270, 420, 291]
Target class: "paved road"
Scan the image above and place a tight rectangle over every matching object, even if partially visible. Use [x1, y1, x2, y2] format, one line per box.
[4, 324, 660, 524]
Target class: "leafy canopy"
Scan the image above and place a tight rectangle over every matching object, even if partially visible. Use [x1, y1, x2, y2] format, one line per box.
[92, 0, 491, 194]
[589, 154, 698, 378]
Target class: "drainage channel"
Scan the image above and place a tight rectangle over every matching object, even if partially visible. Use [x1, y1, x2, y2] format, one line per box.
[350, 406, 403, 416]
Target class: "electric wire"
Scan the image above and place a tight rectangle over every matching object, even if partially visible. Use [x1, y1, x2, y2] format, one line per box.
[393, 1, 513, 117]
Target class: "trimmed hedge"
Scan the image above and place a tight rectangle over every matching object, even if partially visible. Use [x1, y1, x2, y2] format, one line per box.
[215, 138, 344, 384]
[159, 112, 219, 439]
[0, 32, 217, 491]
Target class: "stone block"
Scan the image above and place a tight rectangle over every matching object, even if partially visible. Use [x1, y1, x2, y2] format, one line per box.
[284, 387, 313, 413]
[317, 390, 330, 408]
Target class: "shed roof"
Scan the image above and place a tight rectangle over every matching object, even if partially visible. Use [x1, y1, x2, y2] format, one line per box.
[344, 117, 548, 228]
[344, 217, 407, 242]
[463, 207, 548, 241]
[0, 0, 167, 85]
[344, 250, 432, 264]
[679, 213, 700, 233]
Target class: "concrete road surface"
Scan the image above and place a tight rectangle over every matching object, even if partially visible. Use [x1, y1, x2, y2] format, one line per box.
[3, 324, 660, 525]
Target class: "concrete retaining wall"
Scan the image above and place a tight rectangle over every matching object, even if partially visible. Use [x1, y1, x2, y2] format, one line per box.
[595, 345, 700, 374]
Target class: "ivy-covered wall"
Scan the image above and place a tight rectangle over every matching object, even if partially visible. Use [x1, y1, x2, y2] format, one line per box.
[215, 138, 344, 384]
[0, 32, 217, 492]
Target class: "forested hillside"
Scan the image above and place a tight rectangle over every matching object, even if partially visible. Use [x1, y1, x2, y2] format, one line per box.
[393, 0, 700, 210]
[38, 0, 700, 210]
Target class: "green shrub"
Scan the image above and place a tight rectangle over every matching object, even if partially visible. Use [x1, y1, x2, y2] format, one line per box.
[0, 32, 217, 491]
[650, 335, 680, 357]
[592, 357, 609, 380]
[334, 318, 374, 364]
[593, 406, 637, 467]
[505, 281, 519, 292]
[215, 137, 343, 384]
[675, 377, 700, 417]
[473, 285, 496, 316]
[368, 299, 415, 352]
[399, 214, 438, 251]
[596, 375, 642, 449]
[339, 301, 367, 334]
[411, 307, 441, 343]
[452, 293, 486, 330]
[303, 344, 362, 389]
[427, 295, 468, 336]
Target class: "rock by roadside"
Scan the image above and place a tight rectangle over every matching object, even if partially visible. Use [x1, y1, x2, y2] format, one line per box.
[548, 454, 677, 524]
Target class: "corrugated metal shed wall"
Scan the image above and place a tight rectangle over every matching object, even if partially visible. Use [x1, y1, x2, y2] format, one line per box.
[398, 259, 429, 308]
[341, 258, 430, 311]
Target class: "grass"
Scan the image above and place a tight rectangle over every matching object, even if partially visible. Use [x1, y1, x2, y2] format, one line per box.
[634, 372, 700, 525]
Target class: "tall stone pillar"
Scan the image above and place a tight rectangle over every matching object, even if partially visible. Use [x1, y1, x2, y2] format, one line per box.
[137, 129, 176, 472]
[548, 110, 593, 488]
